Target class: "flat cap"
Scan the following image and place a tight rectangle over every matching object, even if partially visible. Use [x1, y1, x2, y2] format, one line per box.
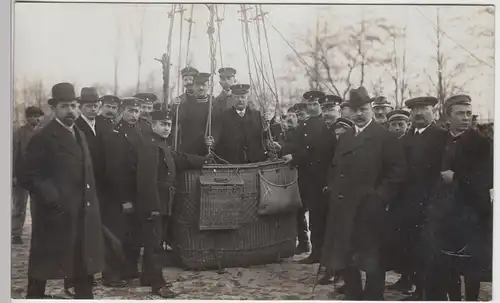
[194, 72, 211, 84]
[151, 110, 172, 121]
[25, 106, 44, 118]
[347, 87, 372, 109]
[134, 93, 158, 104]
[78, 87, 100, 104]
[405, 97, 438, 109]
[387, 109, 410, 122]
[303, 90, 326, 102]
[181, 66, 199, 77]
[230, 84, 250, 95]
[218, 67, 237, 77]
[99, 95, 122, 105]
[372, 96, 394, 108]
[121, 97, 142, 108]
[444, 94, 472, 109]
[335, 117, 355, 129]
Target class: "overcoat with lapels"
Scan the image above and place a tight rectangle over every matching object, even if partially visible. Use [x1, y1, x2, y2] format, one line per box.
[320, 121, 406, 272]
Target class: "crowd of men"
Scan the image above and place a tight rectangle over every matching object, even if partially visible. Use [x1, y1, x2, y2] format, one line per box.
[12, 65, 493, 300]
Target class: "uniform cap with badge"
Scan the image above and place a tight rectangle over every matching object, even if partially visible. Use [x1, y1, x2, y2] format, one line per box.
[134, 93, 158, 105]
[218, 67, 237, 77]
[194, 72, 212, 84]
[387, 109, 410, 122]
[77, 87, 100, 104]
[372, 96, 394, 109]
[181, 66, 199, 77]
[303, 90, 326, 103]
[48, 82, 78, 106]
[121, 97, 142, 108]
[404, 96, 439, 109]
[151, 110, 172, 122]
[99, 95, 122, 105]
[230, 84, 250, 95]
[321, 95, 343, 109]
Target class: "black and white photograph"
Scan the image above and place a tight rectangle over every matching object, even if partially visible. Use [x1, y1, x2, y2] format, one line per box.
[9, 1, 494, 300]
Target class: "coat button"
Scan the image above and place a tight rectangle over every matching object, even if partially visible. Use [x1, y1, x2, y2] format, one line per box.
[340, 174, 345, 178]
[306, 146, 310, 149]
[86, 184, 90, 189]
[338, 194, 344, 199]
[87, 202, 91, 206]
[304, 134, 308, 137]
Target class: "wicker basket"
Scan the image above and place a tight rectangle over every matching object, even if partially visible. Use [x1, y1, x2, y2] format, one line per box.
[171, 160, 297, 269]
[198, 175, 244, 230]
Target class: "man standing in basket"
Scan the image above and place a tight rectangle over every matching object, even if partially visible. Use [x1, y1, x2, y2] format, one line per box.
[320, 87, 406, 300]
[283, 90, 337, 264]
[214, 67, 238, 113]
[19, 82, 105, 299]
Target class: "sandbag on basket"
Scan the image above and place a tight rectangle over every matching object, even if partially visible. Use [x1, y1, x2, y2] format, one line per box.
[258, 166, 301, 215]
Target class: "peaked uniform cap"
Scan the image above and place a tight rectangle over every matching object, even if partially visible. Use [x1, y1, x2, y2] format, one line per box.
[405, 96, 438, 109]
[230, 84, 250, 95]
[322, 95, 343, 108]
[335, 117, 355, 129]
[181, 66, 199, 77]
[134, 93, 158, 104]
[122, 97, 142, 108]
[194, 72, 211, 84]
[444, 94, 472, 109]
[218, 67, 237, 76]
[303, 90, 326, 102]
[151, 110, 172, 121]
[48, 82, 77, 106]
[100, 95, 122, 105]
[372, 96, 393, 108]
[387, 109, 410, 122]
[347, 87, 372, 109]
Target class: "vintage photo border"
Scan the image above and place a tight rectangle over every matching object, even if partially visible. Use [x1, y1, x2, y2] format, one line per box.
[2, 0, 498, 301]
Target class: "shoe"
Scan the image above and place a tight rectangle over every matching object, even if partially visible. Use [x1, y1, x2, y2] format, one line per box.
[152, 285, 176, 298]
[297, 255, 319, 264]
[12, 236, 23, 245]
[295, 242, 311, 255]
[102, 278, 129, 288]
[387, 277, 413, 293]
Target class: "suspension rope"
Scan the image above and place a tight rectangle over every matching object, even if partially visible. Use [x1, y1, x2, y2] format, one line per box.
[254, 6, 266, 100]
[185, 4, 195, 66]
[215, 4, 224, 68]
[205, 4, 217, 140]
[165, 4, 177, 107]
[260, 5, 280, 117]
[176, 5, 185, 98]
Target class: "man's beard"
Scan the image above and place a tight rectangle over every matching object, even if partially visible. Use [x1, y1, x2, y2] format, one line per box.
[61, 114, 76, 126]
[104, 112, 116, 119]
[374, 114, 387, 123]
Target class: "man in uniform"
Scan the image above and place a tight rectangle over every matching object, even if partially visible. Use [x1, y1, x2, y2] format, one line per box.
[386, 109, 410, 139]
[332, 117, 354, 140]
[283, 90, 336, 264]
[214, 67, 237, 113]
[175, 66, 199, 103]
[12, 106, 44, 245]
[134, 93, 157, 134]
[424, 95, 493, 301]
[20, 82, 104, 299]
[96, 95, 121, 131]
[321, 95, 343, 128]
[320, 87, 406, 300]
[372, 96, 393, 125]
[340, 101, 353, 120]
[210, 84, 275, 164]
[173, 72, 218, 156]
[295, 102, 309, 122]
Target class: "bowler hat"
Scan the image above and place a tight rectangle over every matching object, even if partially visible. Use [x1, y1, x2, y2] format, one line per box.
[78, 87, 99, 104]
[48, 82, 77, 106]
[347, 87, 372, 109]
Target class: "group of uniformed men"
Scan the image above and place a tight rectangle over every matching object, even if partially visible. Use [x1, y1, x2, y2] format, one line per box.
[12, 65, 492, 300]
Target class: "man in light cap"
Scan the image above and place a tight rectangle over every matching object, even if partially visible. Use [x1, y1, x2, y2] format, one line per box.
[372, 96, 394, 125]
[320, 87, 406, 300]
[171, 72, 219, 156]
[134, 93, 157, 134]
[174, 66, 199, 104]
[424, 94, 492, 301]
[210, 84, 269, 164]
[214, 67, 238, 113]
[386, 109, 410, 139]
[283, 90, 336, 264]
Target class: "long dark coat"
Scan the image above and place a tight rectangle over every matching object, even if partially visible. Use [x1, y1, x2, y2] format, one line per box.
[213, 107, 267, 164]
[321, 121, 406, 272]
[19, 120, 105, 280]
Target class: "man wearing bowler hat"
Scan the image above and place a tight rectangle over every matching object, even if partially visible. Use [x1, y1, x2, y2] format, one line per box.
[283, 90, 337, 264]
[19, 82, 104, 299]
[320, 87, 406, 300]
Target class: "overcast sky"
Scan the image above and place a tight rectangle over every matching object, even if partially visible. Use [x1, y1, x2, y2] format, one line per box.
[14, 3, 494, 119]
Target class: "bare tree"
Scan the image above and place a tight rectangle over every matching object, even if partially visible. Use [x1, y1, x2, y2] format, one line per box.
[130, 7, 147, 93]
[113, 14, 122, 96]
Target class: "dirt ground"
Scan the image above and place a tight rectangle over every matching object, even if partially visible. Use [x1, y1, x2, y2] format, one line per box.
[11, 207, 492, 300]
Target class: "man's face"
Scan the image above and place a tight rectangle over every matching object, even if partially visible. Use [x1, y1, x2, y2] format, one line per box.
[219, 75, 236, 91]
[448, 104, 473, 133]
[140, 103, 154, 118]
[101, 103, 119, 119]
[373, 106, 391, 124]
[306, 100, 322, 117]
[410, 105, 434, 128]
[27, 116, 42, 128]
[152, 120, 172, 138]
[52, 100, 80, 127]
[322, 106, 341, 126]
[193, 82, 208, 98]
[389, 119, 409, 138]
[297, 109, 309, 121]
[80, 102, 100, 120]
[351, 103, 374, 127]
[286, 112, 298, 129]
[233, 94, 248, 111]
[183, 75, 195, 93]
[121, 106, 141, 125]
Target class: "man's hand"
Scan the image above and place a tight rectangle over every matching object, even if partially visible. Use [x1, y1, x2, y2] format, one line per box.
[205, 136, 215, 147]
[271, 141, 282, 151]
[283, 154, 293, 164]
[122, 202, 134, 214]
[441, 170, 455, 184]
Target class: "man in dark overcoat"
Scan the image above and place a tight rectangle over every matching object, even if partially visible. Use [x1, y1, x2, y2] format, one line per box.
[19, 82, 105, 299]
[12, 105, 44, 245]
[96, 95, 121, 131]
[134, 93, 156, 135]
[320, 87, 406, 300]
[424, 95, 493, 301]
[385, 98, 448, 299]
[211, 84, 274, 164]
[283, 90, 337, 264]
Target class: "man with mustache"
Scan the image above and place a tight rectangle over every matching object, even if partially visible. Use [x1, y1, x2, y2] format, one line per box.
[385, 97, 447, 299]
[372, 96, 394, 126]
[12, 106, 44, 245]
[174, 66, 199, 104]
[134, 93, 157, 135]
[19, 82, 104, 299]
[294, 102, 310, 122]
[321, 95, 343, 129]
[283, 90, 336, 265]
[386, 109, 410, 139]
[214, 67, 238, 113]
[320, 87, 406, 300]
[96, 95, 121, 131]
[424, 95, 492, 301]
